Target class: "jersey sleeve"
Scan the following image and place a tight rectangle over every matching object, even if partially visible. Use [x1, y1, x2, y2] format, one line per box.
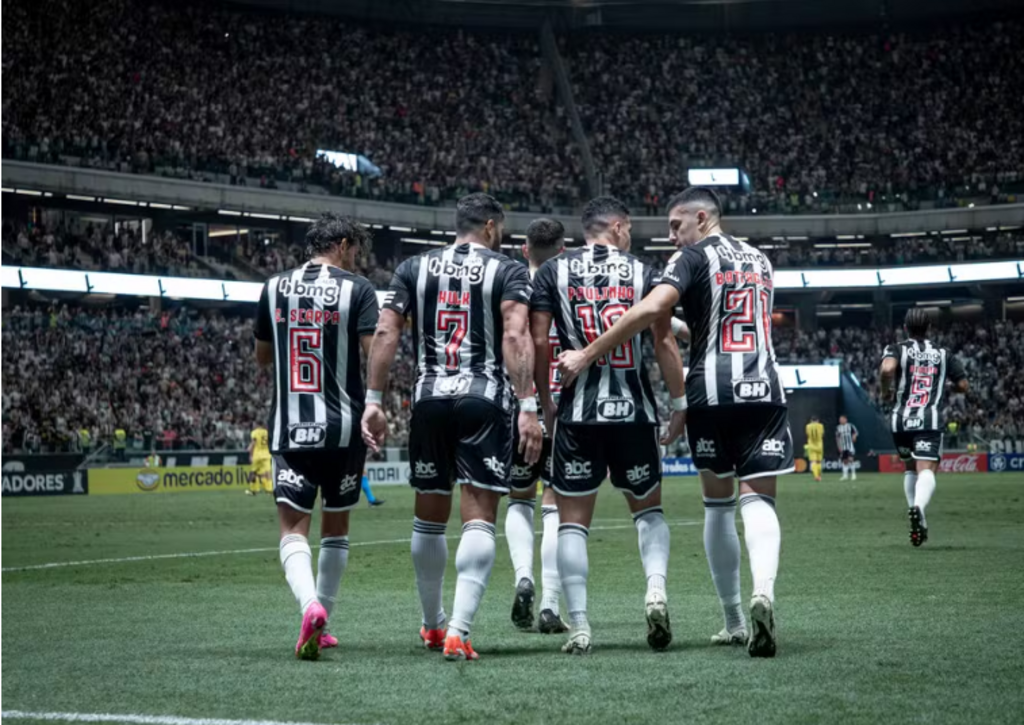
[947, 353, 967, 383]
[642, 263, 655, 298]
[501, 262, 532, 305]
[882, 343, 899, 360]
[250, 429, 259, 441]
[382, 260, 415, 317]
[657, 247, 702, 297]
[254, 282, 273, 341]
[530, 261, 556, 313]
[355, 280, 380, 336]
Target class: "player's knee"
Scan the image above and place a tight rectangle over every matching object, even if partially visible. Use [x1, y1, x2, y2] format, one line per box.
[459, 484, 502, 524]
[414, 491, 452, 524]
[320, 510, 350, 538]
[739, 477, 777, 498]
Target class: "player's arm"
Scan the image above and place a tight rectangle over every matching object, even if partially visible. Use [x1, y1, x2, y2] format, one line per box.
[651, 312, 687, 445]
[254, 282, 274, 368]
[504, 299, 542, 465]
[852, 424, 858, 443]
[530, 309, 556, 432]
[670, 317, 690, 342]
[362, 269, 409, 452]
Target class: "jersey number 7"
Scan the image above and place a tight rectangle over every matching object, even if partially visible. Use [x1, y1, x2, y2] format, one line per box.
[437, 310, 469, 371]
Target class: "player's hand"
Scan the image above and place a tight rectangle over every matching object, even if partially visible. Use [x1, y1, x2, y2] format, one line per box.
[557, 349, 591, 388]
[542, 399, 558, 438]
[361, 404, 388, 453]
[518, 410, 543, 465]
[660, 409, 686, 446]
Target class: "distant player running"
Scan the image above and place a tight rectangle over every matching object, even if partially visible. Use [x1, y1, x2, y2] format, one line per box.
[506, 218, 568, 635]
[880, 309, 968, 546]
[835, 416, 859, 481]
[560, 187, 792, 658]
[254, 213, 380, 660]
[248, 425, 273, 495]
[805, 416, 824, 482]
[362, 193, 542, 661]
[536, 197, 686, 655]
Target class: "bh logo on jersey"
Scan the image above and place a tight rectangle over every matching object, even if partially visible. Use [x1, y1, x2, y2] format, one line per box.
[695, 439, 716, 456]
[905, 418, 924, 430]
[277, 468, 306, 489]
[339, 474, 360, 495]
[564, 460, 592, 480]
[598, 398, 635, 421]
[734, 380, 769, 401]
[289, 424, 326, 446]
[761, 439, 787, 457]
[414, 461, 438, 479]
[626, 464, 651, 484]
[484, 456, 506, 479]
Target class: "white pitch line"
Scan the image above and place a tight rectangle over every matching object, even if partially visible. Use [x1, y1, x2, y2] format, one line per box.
[1, 710, 373, 725]
[1, 521, 699, 573]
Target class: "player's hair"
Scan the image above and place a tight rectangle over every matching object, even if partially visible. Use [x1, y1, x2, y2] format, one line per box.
[304, 212, 371, 260]
[904, 307, 931, 339]
[455, 192, 505, 235]
[666, 187, 723, 219]
[526, 218, 565, 265]
[581, 196, 630, 237]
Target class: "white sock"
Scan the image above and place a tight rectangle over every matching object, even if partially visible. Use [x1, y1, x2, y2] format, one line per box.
[914, 469, 937, 527]
[411, 518, 448, 629]
[448, 520, 497, 636]
[316, 536, 350, 620]
[279, 533, 318, 614]
[539, 505, 562, 614]
[739, 493, 781, 603]
[903, 471, 918, 509]
[841, 464, 848, 477]
[505, 498, 536, 584]
[633, 506, 669, 598]
[558, 523, 590, 630]
[703, 496, 746, 632]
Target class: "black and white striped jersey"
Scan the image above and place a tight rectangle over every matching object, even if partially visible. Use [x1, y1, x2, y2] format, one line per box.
[255, 263, 380, 452]
[531, 244, 659, 426]
[658, 233, 785, 408]
[835, 423, 858, 452]
[383, 242, 532, 412]
[883, 339, 966, 433]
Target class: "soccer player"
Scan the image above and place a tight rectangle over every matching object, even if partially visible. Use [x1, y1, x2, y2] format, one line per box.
[880, 308, 968, 546]
[361, 193, 542, 661]
[361, 470, 385, 507]
[533, 197, 686, 655]
[559, 187, 793, 658]
[806, 416, 825, 482]
[254, 212, 380, 660]
[248, 425, 272, 495]
[506, 218, 568, 634]
[835, 415, 859, 481]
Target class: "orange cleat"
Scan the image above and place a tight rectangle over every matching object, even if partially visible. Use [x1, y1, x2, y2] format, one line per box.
[419, 626, 445, 651]
[443, 633, 479, 661]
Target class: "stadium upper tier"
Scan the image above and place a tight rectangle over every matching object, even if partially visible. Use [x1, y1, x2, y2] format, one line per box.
[2, 0, 1021, 215]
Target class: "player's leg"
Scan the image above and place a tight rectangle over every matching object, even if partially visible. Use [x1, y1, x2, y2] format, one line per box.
[551, 422, 604, 655]
[506, 430, 540, 630]
[810, 449, 822, 482]
[689, 407, 746, 644]
[849, 450, 858, 481]
[839, 451, 849, 480]
[537, 442, 567, 633]
[248, 459, 264, 495]
[735, 406, 795, 658]
[609, 425, 671, 651]
[361, 474, 384, 507]
[273, 455, 327, 660]
[909, 432, 943, 546]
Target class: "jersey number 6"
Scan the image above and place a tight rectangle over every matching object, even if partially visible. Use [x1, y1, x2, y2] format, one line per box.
[289, 328, 322, 393]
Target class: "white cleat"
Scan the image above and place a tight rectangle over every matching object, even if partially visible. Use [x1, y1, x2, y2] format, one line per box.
[710, 627, 748, 646]
[747, 594, 777, 658]
[561, 627, 592, 655]
[839, 475, 849, 481]
[645, 592, 672, 651]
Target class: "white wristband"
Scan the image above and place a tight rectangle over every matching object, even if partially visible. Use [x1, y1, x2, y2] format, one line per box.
[366, 390, 384, 406]
[670, 395, 688, 412]
[518, 397, 539, 413]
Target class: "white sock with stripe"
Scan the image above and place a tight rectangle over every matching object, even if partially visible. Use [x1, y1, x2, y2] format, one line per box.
[903, 471, 918, 508]
[739, 493, 781, 603]
[914, 469, 936, 527]
[704, 496, 746, 632]
[316, 536, 350, 620]
[411, 518, 448, 630]
[539, 505, 562, 614]
[505, 497, 536, 584]
[279, 534, 318, 614]
[448, 520, 497, 637]
[558, 523, 590, 630]
[633, 506, 669, 598]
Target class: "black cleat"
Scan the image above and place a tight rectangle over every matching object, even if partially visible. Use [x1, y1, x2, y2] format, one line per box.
[511, 577, 535, 630]
[747, 595, 777, 658]
[645, 593, 672, 651]
[369, 499, 386, 507]
[909, 506, 927, 547]
[537, 608, 569, 634]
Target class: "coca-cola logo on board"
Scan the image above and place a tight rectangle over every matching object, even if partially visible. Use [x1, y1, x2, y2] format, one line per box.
[939, 454, 984, 473]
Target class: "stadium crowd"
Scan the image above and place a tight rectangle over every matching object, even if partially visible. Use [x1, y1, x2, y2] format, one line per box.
[2, 0, 1021, 214]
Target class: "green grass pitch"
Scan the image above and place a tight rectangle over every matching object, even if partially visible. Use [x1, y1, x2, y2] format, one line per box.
[3, 473, 1023, 725]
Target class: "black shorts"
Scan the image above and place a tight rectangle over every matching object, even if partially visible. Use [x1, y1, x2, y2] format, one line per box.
[893, 430, 943, 462]
[840, 449, 856, 461]
[510, 432, 553, 491]
[409, 397, 513, 494]
[552, 422, 661, 500]
[687, 404, 795, 481]
[273, 446, 367, 514]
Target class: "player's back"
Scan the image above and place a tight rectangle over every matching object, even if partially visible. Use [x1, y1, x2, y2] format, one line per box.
[384, 242, 531, 411]
[532, 243, 657, 425]
[662, 233, 784, 408]
[806, 422, 824, 448]
[884, 338, 965, 432]
[257, 262, 380, 451]
[251, 427, 270, 458]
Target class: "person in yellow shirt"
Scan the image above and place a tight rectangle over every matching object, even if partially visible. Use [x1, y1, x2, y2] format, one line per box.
[805, 416, 825, 482]
[248, 426, 272, 495]
[113, 428, 127, 462]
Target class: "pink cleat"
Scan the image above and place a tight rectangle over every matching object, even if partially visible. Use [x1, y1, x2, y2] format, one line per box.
[319, 632, 338, 649]
[295, 602, 328, 660]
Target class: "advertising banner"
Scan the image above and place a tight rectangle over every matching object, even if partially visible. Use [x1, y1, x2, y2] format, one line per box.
[2, 470, 88, 497]
[796, 457, 880, 474]
[879, 453, 988, 474]
[1, 454, 86, 473]
[365, 461, 411, 486]
[662, 458, 699, 477]
[986, 453, 1024, 474]
[89, 465, 256, 495]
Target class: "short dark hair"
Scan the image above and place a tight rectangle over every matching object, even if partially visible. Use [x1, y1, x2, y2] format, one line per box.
[304, 212, 370, 259]
[904, 308, 931, 339]
[455, 193, 505, 235]
[526, 218, 565, 264]
[581, 196, 630, 237]
[667, 187, 723, 218]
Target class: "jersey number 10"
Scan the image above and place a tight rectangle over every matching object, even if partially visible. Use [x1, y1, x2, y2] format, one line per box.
[576, 303, 635, 369]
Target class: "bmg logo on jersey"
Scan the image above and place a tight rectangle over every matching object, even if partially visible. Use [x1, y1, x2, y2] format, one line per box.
[761, 439, 787, 457]
[625, 464, 651, 483]
[414, 460, 439, 479]
[597, 398, 635, 421]
[563, 460, 592, 480]
[428, 257, 485, 284]
[277, 277, 340, 305]
[484, 456, 506, 479]
[569, 258, 634, 279]
[734, 379, 770, 401]
[695, 438, 717, 456]
[289, 424, 326, 446]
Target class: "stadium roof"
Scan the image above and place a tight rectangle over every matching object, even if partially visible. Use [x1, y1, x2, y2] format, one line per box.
[226, 0, 1021, 31]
